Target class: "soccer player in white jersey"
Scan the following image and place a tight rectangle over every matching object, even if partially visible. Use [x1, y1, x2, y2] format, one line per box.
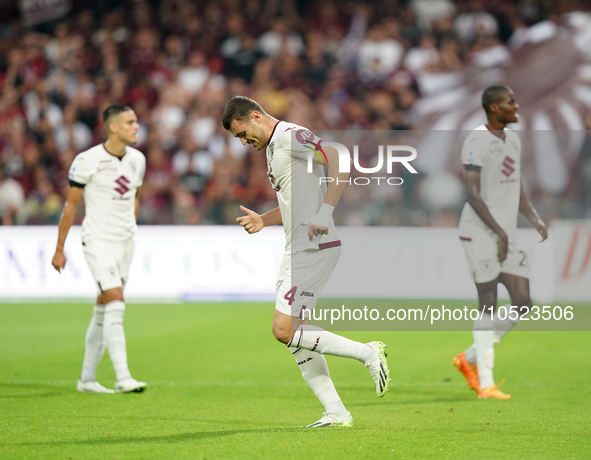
[222, 96, 390, 427]
[51, 105, 147, 394]
[453, 86, 548, 399]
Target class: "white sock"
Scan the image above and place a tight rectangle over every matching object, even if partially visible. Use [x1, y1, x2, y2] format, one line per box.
[290, 347, 348, 417]
[465, 344, 477, 364]
[464, 304, 519, 364]
[104, 300, 131, 382]
[80, 305, 106, 382]
[289, 325, 373, 363]
[473, 312, 495, 389]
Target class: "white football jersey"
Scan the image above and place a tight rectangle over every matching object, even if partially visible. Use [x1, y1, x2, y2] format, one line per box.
[459, 124, 521, 242]
[68, 144, 146, 243]
[266, 121, 339, 254]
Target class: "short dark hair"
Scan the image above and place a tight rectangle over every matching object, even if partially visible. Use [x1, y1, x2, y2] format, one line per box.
[103, 105, 133, 125]
[482, 86, 511, 114]
[222, 96, 265, 130]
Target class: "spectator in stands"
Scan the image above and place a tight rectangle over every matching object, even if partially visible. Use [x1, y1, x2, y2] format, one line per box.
[0, 165, 25, 225]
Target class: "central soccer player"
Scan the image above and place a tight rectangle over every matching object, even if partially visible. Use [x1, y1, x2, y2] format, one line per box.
[222, 96, 390, 427]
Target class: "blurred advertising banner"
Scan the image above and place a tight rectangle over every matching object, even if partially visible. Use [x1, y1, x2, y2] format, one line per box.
[554, 220, 591, 302]
[0, 224, 566, 303]
[19, 0, 72, 27]
[0, 226, 283, 302]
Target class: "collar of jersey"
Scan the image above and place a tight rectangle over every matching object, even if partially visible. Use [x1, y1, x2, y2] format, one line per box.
[102, 143, 127, 160]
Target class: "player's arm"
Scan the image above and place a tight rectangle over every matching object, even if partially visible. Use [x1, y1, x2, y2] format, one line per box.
[463, 167, 508, 261]
[135, 187, 141, 221]
[518, 179, 547, 242]
[303, 146, 351, 240]
[237, 205, 282, 234]
[52, 185, 84, 272]
[321, 145, 350, 206]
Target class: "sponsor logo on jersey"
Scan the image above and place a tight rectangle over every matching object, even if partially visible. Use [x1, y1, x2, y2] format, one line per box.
[300, 291, 314, 297]
[501, 156, 515, 177]
[114, 176, 131, 195]
[98, 166, 118, 173]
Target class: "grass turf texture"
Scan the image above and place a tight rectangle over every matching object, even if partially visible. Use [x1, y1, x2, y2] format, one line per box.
[1, 302, 590, 460]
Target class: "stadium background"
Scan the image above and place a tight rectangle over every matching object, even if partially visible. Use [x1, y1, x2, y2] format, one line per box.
[1, 0, 590, 227]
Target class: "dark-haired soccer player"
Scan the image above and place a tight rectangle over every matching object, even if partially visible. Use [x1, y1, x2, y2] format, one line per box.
[453, 86, 547, 399]
[222, 96, 390, 427]
[52, 105, 147, 394]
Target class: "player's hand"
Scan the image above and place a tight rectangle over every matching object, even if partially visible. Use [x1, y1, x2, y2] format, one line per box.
[300, 203, 335, 241]
[301, 221, 329, 241]
[497, 235, 508, 262]
[52, 250, 66, 273]
[236, 205, 264, 234]
[300, 214, 330, 241]
[534, 220, 548, 242]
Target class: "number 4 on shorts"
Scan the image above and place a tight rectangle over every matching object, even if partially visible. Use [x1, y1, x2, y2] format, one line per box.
[284, 286, 297, 306]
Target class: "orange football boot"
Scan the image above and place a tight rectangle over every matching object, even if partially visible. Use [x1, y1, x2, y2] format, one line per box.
[478, 384, 511, 399]
[453, 352, 480, 392]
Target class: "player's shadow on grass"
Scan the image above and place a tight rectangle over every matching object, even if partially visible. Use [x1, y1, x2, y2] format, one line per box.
[341, 385, 473, 406]
[0, 383, 71, 399]
[346, 396, 471, 408]
[2, 428, 315, 447]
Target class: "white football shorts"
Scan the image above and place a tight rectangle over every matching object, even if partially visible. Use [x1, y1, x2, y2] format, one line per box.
[82, 237, 135, 292]
[461, 234, 529, 284]
[275, 244, 341, 318]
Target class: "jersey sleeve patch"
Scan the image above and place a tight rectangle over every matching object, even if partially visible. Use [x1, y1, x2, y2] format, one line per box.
[460, 135, 486, 168]
[289, 128, 327, 164]
[68, 154, 93, 185]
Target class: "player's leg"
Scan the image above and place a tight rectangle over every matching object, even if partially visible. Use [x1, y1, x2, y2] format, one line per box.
[496, 272, 531, 343]
[471, 279, 511, 398]
[494, 245, 532, 344]
[471, 250, 529, 398]
[273, 248, 390, 400]
[104, 239, 146, 393]
[273, 310, 372, 362]
[472, 279, 497, 389]
[101, 287, 145, 393]
[289, 337, 352, 427]
[78, 240, 119, 393]
[455, 237, 504, 396]
[77, 294, 113, 393]
[271, 252, 350, 426]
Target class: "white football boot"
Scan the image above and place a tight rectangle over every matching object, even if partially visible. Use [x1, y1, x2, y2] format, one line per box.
[77, 380, 115, 394]
[304, 411, 353, 428]
[365, 341, 391, 397]
[114, 378, 147, 393]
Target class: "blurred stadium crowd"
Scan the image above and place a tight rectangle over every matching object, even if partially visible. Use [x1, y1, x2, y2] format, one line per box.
[0, 0, 590, 226]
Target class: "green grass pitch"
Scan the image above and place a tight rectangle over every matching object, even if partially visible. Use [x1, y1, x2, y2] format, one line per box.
[1, 302, 590, 459]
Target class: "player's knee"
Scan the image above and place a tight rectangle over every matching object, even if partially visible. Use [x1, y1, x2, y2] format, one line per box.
[271, 322, 293, 345]
[101, 287, 124, 303]
[513, 293, 532, 309]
